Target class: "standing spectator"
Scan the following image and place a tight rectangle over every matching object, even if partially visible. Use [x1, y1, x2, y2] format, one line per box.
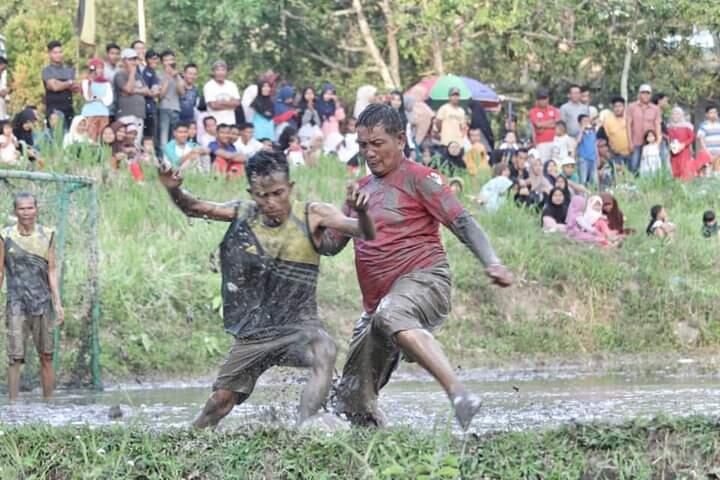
[131, 40, 147, 71]
[528, 88, 560, 162]
[652, 92, 670, 168]
[576, 114, 598, 185]
[601, 96, 632, 169]
[178, 64, 199, 124]
[156, 50, 183, 149]
[639, 130, 661, 175]
[468, 99, 495, 155]
[203, 60, 241, 127]
[435, 87, 467, 146]
[142, 49, 161, 144]
[559, 85, 588, 138]
[103, 43, 121, 84]
[696, 105, 720, 174]
[250, 81, 275, 140]
[42, 41, 77, 129]
[114, 48, 149, 145]
[580, 86, 598, 123]
[626, 84, 661, 175]
[80, 58, 113, 142]
[298, 86, 322, 142]
[0, 57, 9, 121]
[668, 107, 698, 181]
[551, 121, 576, 163]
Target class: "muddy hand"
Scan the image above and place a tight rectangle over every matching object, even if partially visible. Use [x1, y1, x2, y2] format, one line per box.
[346, 182, 367, 212]
[158, 164, 183, 189]
[485, 264, 513, 287]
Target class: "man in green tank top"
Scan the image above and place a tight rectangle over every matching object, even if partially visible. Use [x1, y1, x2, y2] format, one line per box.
[159, 150, 375, 428]
[0, 193, 64, 401]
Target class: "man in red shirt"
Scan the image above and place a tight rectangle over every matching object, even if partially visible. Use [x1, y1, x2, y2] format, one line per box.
[324, 104, 513, 430]
[529, 88, 560, 162]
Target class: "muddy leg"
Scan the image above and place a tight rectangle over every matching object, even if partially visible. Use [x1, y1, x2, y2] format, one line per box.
[193, 389, 248, 429]
[8, 361, 21, 402]
[39, 353, 54, 400]
[298, 333, 337, 425]
[395, 329, 479, 430]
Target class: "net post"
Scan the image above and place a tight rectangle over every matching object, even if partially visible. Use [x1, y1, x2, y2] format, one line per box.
[88, 183, 102, 390]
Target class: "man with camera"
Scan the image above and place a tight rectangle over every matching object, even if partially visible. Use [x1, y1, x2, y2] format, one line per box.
[157, 50, 184, 150]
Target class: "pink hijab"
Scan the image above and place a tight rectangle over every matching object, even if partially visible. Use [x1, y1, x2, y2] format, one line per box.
[566, 195, 606, 245]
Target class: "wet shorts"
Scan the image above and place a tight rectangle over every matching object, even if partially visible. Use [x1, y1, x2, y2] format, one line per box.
[6, 307, 54, 364]
[371, 262, 452, 339]
[213, 326, 334, 398]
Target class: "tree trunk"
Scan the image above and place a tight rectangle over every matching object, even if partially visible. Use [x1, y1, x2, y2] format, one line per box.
[379, 0, 401, 87]
[352, 0, 396, 89]
[620, 37, 632, 102]
[431, 28, 445, 75]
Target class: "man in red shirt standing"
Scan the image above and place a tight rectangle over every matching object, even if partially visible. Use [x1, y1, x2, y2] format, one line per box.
[529, 88, 560, 162]
[324, 104, 513, 430]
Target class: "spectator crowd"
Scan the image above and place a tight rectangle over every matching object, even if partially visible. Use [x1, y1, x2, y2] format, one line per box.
[0, 39, 717, 241]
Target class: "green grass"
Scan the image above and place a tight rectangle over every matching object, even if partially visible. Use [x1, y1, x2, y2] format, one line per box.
[1, 151, 720, 382]
[0, 416, 718, 478]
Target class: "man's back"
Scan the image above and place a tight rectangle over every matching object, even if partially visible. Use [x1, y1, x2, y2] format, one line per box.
[352, 160, 464, 313]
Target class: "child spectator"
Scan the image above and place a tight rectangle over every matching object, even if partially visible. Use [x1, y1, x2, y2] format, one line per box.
[646, 205, 676, 238]
[464, 128, 490, 175]
[97, 125, 115, 165]
[542, 187, 569, 233]
[491, 130, 519, 166]
[476, 163, 513, 212]
[702, 210, 718, 238]
[0, 120, 19, 164]
[338, 117, 359, 164]
[448, 177, 464, 196]
[600, 192, 634, 236]
[576, 114, 598, 185]
[551, 121, 576, 164]
[566, 195, 612, 247]
[640, 130, 662, 175]
[286, 134, 305, 167]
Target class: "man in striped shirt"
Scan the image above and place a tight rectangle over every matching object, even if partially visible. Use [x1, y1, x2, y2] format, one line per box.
[697, 105, 720, 174]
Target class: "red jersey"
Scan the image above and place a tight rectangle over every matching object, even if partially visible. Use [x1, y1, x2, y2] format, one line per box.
[350, 160, 465, 313]
[529, 105, 560, 144]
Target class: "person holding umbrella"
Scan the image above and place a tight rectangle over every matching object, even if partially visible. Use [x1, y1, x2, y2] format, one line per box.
[435, 87, 467, 147]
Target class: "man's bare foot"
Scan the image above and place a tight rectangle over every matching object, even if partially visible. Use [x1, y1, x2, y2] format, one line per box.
[452, 392, 482, 431]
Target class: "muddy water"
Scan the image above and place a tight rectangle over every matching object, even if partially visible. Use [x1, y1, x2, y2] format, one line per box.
[2, 366, 720, 433]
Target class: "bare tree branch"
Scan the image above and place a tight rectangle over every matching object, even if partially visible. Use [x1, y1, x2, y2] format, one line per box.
[351, 0, 397, 88]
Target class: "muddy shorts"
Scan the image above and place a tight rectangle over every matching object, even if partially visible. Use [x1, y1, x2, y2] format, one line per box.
[335, 263, 451, 424]
[6, 307, 54, 364]
[213, 325, 333, 399]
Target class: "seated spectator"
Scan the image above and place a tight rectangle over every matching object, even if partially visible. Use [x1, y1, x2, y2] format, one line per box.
[259, 138, 274, 151]
[109, 121, 128, 169]
[250, 81, 274, 140]
[491, 131, 519, 166]
[198, 115, 217, 147]
[551, 121, 576, 164]
[596, 138, 616, 190]
[81, 58, 113, 142]
[187, 122, 198, 143]
[553, 175, 572, 205]
[116, 123, 144, 182]
[559, 155, 579, 183]
[464, 128, 490, 176]
[285, 134, 305, 167]
[600, 193, 634, 236]
[318, 83, 345, 139]
[13, 108, 41, 165]
[0, 120, 20, 165]
[63, 115, 90, 147]
[234, 122, 262, 159]
[209, 123, 245, 177]
[509, 148, 529, 182]
[703, 210, 718, 238]
[646, 205, 676, 238]
[476, 163, 513, 212]
[566, 195, 611, 247]
[434, 141, 466, 175]
[164, 122, 209, 171]
[141, 136, 157, 166]
[97, 125, 115, 165]
[338, 117, 359, 164]
[527, 156, 552, 205]
[543, 159, 559, 185]
[38, 109, 65, 150]
[542, 187, 569, 233]
[273, 85, 298, 139]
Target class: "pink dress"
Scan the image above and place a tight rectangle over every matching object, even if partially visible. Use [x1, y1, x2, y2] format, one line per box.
[565, 196, 609, 246]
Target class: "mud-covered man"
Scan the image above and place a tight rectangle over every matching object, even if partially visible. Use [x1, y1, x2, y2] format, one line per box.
[159, 150, 375, 428]
[0, 193, 64, 401]
[324, 104, 513, 430]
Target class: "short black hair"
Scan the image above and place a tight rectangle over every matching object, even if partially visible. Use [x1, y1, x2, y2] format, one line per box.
[131, 40, 145, 48]
[652, 92, 667, 105]
[202, 116, 216, 127]
[611, 96, 625, 105]
[47, 40, 62, 51]
[146, 49, 159, 59]
[142, 136, 154, 143]
[184, 63, 198, 71]
[160, 50, 175, 60]
[174, 122, 190, 131]
[106, 42, 120, 53]
[568, 84, 581, 93]
[216, 123, 231, 132]
[0, 120, 8, 131]
[246, 149, 289, 186]
[13, 192, 37, 209]
[239, 122, 254, 131]
[705, 104, 718, 113]
[580, 86, 590, 93]
[556, 120, 567, 130]
[356, 103, 404, 136]
[0, 56, 8, 65]
[230, 124, 240, 131]
[704, 210, 716, 223]
[578, 113, 589, 123]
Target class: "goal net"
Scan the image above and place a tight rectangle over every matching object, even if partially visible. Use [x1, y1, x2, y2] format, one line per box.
[0, 169, 102, 391]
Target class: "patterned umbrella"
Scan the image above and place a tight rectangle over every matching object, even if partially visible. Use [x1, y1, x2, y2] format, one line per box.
[407, 75, 500, 111]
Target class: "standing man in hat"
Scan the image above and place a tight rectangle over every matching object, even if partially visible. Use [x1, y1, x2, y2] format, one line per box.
[203, 60, 241, 127]
[626, 84, 661, 175]
[435, 87, 467, 147]
[529, 88, 560, 162]
[114, 48, 151, 146]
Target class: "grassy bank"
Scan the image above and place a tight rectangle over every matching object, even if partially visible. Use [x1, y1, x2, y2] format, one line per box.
[1, 158, 720, 382]
[0, 416, 718, 478]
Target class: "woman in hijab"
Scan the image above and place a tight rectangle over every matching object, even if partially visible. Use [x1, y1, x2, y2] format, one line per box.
[317, 83, 345, 138]
[63, 115, 90, 147]
[273, 85, 298, 138]
[527, 156, 552, 206]
[251, 81, 275, 141]
[354, 85, 377, 119]
[541, 187, 569, 233]
[12, 108, 41, 163]
[432, 141, 466, 175]
[543, 159, 559, 185]
[565, 195, 609, 246]
[468, 99, 495, 154]
[667, 106, 695, 180]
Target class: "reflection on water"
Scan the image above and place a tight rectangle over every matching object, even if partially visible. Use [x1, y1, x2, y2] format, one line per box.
[2, 367, 720, 433]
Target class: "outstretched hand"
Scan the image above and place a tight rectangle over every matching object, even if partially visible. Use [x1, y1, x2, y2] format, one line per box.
[158, 164, 183, 189]
[485, 264, 513, 287]
[346, 182, 370, 212]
